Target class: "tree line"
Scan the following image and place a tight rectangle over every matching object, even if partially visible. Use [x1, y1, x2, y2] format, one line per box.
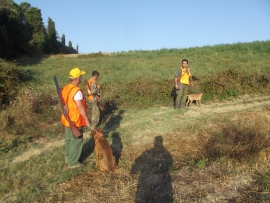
[0, 0, 78, 59]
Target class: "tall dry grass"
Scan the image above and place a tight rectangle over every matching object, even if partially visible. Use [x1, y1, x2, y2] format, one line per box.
[39, 106, 270, 202]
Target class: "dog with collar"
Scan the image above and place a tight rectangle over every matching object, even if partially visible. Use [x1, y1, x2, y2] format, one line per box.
[90, 128, 116, 172]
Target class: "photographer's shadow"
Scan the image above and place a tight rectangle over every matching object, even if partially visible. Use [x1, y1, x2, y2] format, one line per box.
[131, 136, 173, 203]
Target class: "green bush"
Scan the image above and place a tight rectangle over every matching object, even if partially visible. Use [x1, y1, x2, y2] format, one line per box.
[0, 59, 34, 107]
[0, 60, 21, 106]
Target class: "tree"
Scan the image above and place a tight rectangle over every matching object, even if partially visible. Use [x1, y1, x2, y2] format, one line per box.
[76, 44, 79, 53]
[45, 17, 59, 53]
[61, 34, 65, 45]
[24, 7, 46, 50]
[47, 17, 57, 41]
[0, 0, 13, 7]
[0, 1, 30, 58]
[68, 41, 72, 48]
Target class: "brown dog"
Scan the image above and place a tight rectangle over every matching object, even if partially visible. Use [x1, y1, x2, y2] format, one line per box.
[186, 93, 203, 107]
[90, 128, 116, 172]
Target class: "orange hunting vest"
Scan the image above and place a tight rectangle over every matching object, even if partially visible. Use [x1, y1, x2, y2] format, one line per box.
[86, 78, 97, 101]
[179, 66, 192, 85]
[61, 84, 87, 128]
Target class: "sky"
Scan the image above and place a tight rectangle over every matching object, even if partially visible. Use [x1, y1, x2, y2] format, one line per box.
[15, 0, 270, 54]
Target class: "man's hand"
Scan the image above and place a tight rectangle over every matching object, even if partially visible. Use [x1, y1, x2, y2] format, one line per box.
[85, 119, 91, 127]
[75, 100, 91, 127]
[175, 84, 179, 89]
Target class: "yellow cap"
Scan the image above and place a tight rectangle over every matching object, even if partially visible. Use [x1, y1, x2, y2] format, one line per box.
[69, 67, 86, 78]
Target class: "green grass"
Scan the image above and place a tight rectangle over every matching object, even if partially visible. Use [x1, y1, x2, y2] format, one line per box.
[1, 40, 270, 202]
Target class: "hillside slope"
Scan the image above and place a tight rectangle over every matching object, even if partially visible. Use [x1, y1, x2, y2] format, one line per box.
[3, 94, 270, 202]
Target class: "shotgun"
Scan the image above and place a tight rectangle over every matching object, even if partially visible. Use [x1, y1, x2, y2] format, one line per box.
[54, 76, 82, 138]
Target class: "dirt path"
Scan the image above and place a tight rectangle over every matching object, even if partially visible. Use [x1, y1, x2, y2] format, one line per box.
[9, 95, 270, 165]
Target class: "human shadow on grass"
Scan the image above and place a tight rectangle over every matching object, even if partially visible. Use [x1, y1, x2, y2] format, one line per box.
[131, 136, 173, 203]
[110, 132, 123, 165]
[79, 130, 95, 163]
[103, 110, 125, 165]
[171, 86, 177, 108]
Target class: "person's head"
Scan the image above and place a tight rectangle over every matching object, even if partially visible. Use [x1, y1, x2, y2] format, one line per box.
[69, 67, 86, 85]
[92, 71, 99, 79]
[182, 59, 188, 68]
[154, 136, 163, 147]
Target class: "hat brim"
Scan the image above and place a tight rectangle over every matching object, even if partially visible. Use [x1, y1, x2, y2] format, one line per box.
[80, 71, 86, 76]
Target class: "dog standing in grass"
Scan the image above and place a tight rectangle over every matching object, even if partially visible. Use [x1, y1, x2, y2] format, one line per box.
[186, 93, 203, 107]
[90, 128, 116, 172]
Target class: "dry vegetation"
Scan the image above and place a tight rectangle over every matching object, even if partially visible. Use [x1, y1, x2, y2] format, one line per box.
[46, 106, 270, 203]
[1, 41, 270, 203]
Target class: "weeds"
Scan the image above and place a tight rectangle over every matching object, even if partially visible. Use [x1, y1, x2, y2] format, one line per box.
[196, 156, 209, 168]
[0, 41, 270, 202]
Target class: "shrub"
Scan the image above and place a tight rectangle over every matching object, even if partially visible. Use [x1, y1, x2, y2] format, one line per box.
[0, 60, 21, 106]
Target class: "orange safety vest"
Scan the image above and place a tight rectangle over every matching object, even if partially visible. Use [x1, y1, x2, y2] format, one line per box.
[61, 84, 87, 128]
[179, 66, 192, 85]
[86, 78, 98, 101]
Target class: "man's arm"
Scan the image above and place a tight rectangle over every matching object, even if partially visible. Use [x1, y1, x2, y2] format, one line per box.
[174, 77, 179, 89]
[91, 82, 100, 94]
[189, 70, 194, 87]
[189, 77, 194, 87]
[174, 68, 181, 89]
[75, 100, 91, 127]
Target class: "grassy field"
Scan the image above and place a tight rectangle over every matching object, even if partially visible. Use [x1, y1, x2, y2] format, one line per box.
[1, 40, 270, 202]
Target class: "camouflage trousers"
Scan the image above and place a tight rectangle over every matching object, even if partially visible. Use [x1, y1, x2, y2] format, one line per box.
[175, 83, 189, 109]
[89, 101, 100, 128]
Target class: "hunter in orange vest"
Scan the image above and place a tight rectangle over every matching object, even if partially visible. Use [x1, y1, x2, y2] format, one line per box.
[174, 59, 194, 109]
[86, 71, 101, 128]
[61, 67, 90, 168]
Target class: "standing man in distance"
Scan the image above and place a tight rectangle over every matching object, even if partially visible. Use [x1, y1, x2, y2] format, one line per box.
[61, 67, 90, 168]
[86, 71, 101, 128]
[174, 59, 194, 109]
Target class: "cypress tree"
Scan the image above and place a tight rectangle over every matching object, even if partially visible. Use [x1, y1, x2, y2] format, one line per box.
[24, 7, 46, 50]
[61, 34, 65, 45]
[47, 17, 57, 41]
[46, 17, 59, 53]
[68, 41, 72, 48]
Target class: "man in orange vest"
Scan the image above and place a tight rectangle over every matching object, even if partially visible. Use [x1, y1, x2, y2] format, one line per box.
[61, 67, 90, 168]
[86, 71, 101, 128]
[174, 59, 194, 109]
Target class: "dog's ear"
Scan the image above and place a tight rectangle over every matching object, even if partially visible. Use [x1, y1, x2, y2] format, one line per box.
[90, 127, 103, 137]
[95, 127, 103, 134]
[90, 129, 96, 137]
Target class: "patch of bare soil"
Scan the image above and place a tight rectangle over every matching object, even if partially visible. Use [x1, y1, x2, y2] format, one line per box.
[49, 54, 80, 58]
[9, 95, 270, 165]
[7, 95, 270, 202]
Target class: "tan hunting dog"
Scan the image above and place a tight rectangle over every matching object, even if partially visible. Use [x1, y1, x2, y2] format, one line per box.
[90, 128, 116, 172]
[186, 93, 203, 107]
